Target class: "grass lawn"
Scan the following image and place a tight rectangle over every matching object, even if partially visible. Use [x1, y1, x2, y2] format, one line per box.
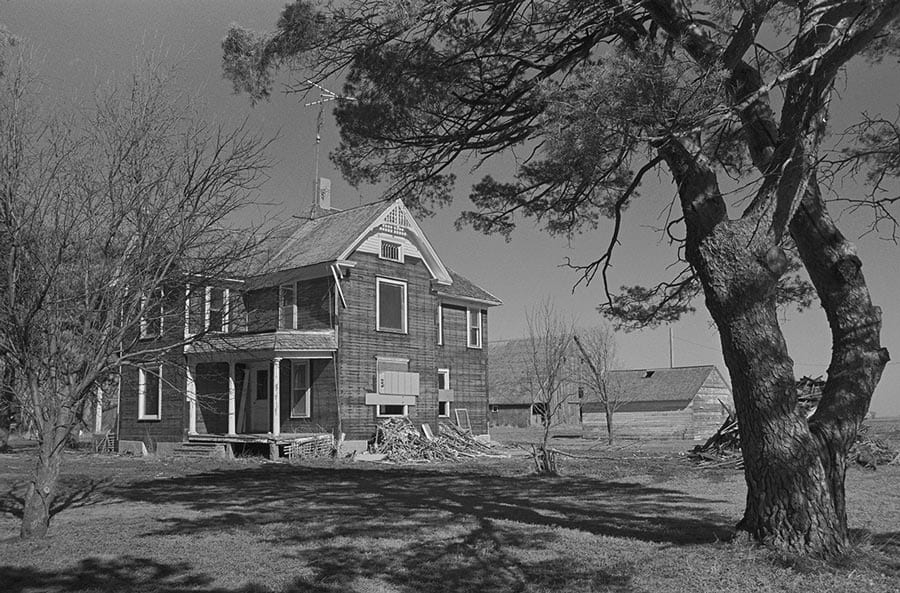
[0, 424, 898, 593]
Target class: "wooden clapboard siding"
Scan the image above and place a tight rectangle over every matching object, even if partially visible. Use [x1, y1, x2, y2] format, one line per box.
[338, 252, 439, 440]
[117, 356, 186, 449]
[245, 286, 278, 331]
[581, 367, 733, 440]
[194, 362, 229, 435]
[279, 358, 340, 433]
[436, 304, 489, 434]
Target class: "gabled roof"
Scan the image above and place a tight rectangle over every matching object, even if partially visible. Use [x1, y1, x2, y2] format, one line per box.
[488, 338, 580, 405]
[251, 199, 499, 305]
[581, 365, 725, 412]
[436, 269, 503, 306]
[261, 200, 389, 274]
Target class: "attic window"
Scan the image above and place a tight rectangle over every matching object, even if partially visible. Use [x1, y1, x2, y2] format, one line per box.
[380, 240, 402, 262]
[643, 370, 655, 378]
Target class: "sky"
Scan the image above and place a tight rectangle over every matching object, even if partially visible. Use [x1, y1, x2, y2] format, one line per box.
[3, 1, 899, 416]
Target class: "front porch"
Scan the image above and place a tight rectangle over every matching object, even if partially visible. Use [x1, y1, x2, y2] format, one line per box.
[186, 432, 334, 460]
[184, 330, 339, 440]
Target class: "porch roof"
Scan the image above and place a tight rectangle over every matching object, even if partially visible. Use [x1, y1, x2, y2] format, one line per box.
[187, 330, 337, 354]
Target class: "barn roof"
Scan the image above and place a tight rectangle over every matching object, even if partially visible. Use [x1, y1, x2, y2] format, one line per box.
[581, 365, 723, 412]
[488, 337, 726, 410]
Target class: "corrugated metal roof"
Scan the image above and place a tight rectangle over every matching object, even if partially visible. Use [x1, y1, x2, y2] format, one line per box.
[436, 269, 502, 305]
[256, 200, 390, 275]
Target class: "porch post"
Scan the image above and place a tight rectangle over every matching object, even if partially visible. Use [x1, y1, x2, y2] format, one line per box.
[94, 385, 103, 433]
[272, 357, 281, 436]
[227, 361, 236, 435]
[186, 363, 197, 435]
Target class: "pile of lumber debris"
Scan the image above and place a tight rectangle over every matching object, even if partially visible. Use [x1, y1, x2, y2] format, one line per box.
[369, 417, 498, 463]
[688, 376, 898, 469]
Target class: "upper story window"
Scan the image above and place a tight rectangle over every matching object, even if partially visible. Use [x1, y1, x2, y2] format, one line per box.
[380, 240, 402, 263]
[140, 288, 164, 339]
[376, 278, 407, 333]
[207, 287, 228, 333]
[138, 364, 162, 420]
[467, 308, 482, 349]
[279, 284, 296, 330]
[186, 285, 234, 336]
[436, 304, 443, 346]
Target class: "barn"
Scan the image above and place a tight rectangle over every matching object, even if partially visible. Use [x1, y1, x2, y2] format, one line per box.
[581, 365, 733, 441]
[488, 338, 584, 427]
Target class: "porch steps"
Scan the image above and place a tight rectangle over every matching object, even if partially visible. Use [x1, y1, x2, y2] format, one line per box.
[171, 441, 232, 460]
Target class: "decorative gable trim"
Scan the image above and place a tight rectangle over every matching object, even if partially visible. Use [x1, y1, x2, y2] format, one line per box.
[339, 199, 452, 284]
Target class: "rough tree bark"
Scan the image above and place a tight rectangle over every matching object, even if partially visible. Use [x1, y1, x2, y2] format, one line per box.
[20, 412, 67, 538]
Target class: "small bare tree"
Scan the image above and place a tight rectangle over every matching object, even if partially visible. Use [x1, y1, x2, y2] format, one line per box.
[524, 299, 575, 475]
[573, 326, 623, 445]
[0, 48, 271, 538]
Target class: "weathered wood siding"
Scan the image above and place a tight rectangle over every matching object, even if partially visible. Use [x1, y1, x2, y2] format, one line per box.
[117, 357, 186, 449]
[490, 405, 532, 428]
[245, 286, 278, 331]
[194, 362, 229, 435]
[690, 370, 733, 440]
[297, 277, 334, 330]
[337, 252, 439, 440]
[437, 304, 489, 434]
[279, 358, 340, 433]
[582, 372, 733, 440]
[583, 408, 693, 440]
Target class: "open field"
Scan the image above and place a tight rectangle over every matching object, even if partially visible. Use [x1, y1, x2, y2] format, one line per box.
[0, 423, 898, 593]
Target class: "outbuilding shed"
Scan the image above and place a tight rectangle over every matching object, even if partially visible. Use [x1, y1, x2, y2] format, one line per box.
[581, 365, 733, 441]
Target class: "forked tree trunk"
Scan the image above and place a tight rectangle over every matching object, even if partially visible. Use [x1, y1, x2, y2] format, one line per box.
[21, 433, 63, 538]
[662, 139, 887, 557]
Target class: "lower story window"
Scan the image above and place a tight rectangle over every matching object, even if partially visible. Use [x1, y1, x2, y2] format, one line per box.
[438, 401, 450, 418]
[377, 404, 408, 417]
[138, 365, 162, 420]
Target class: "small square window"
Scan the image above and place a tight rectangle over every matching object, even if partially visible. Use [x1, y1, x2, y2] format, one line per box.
[438, 401, 450, 418]
[377, 404, 408, 417]
[380, 240, 402, 262]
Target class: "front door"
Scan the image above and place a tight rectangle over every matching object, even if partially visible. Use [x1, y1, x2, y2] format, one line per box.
[250, 367, 270, 433]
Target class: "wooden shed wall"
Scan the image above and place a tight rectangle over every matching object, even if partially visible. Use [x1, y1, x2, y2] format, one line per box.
[690, 370, 733, 440]
[489, 405, 532, 428]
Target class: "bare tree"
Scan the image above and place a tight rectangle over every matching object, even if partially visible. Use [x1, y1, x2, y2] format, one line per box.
[523, 299, 575, 475]
[573, 326, 622, 445]
[0, 47, 272, 538]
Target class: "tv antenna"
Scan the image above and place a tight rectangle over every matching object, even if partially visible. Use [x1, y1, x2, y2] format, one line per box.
[303, 80, 357, 210]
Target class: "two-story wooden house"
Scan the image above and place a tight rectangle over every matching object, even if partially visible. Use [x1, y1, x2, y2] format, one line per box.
[116, 198, 501, 455]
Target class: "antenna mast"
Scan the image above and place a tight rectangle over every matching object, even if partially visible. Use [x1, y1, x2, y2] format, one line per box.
[303, 80, 356, 214]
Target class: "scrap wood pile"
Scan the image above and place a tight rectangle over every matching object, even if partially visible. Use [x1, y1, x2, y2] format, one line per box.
[688, 376, 898, 470]
[370, 417, 498, 463]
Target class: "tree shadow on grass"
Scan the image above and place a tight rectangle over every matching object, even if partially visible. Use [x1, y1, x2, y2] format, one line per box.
[105, 463, 735, 592]
[0, 477, 107, 520]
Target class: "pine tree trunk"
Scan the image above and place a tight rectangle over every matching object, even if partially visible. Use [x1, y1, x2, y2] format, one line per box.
[21, 436, 63, 538]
